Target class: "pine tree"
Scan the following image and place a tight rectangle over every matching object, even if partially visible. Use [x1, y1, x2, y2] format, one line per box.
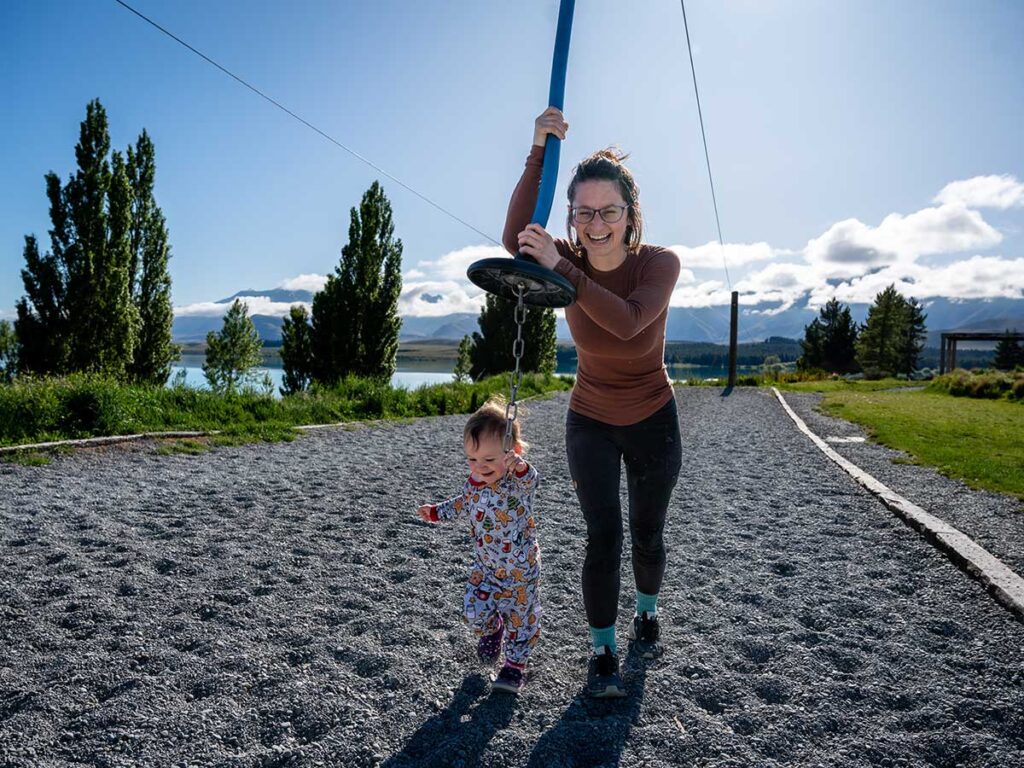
[819, 298, 860, 373]
[280, 305, 314, 394]
[311, 181, 403, 382]
[798, 299, 860, 373]
[856, 284, 908, 378]
[797, 318, 825, 371]
[993, 330, 1023, 371]
[126, 130, 177, 384]
[453, 334, 473, 383]
[899, 297, 928, 375]
[15, 99, 143, 378]
[203, 300, 264, 394]
[469, 295, 557, 380]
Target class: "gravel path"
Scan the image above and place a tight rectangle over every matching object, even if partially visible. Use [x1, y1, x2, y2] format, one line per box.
[1, 387, 1022, 768]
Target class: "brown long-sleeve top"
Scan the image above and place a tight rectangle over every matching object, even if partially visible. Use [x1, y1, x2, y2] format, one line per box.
[503, 145, 680, 426]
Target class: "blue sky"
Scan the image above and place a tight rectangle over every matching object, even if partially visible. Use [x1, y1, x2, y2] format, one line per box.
[2, 0, 1023, 325]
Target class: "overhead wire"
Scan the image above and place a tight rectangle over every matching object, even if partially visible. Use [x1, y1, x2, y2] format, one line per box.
[679, 0, 732, 291]
[112, 0, 502, 247]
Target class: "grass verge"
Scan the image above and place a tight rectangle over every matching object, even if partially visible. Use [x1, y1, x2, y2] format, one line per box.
[0, 372, 574, 449]
[818, 389, 1024, 500]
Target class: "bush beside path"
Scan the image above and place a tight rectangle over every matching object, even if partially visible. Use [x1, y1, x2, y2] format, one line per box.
[1, 388, 1022, 767]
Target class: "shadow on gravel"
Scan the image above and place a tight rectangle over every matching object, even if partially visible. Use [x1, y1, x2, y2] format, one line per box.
[526, 658, 648, 767]
[719, 385, 733, 398]
[383, 673, 517, 768]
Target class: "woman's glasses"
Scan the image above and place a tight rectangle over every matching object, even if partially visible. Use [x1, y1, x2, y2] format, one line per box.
[570, 204, 629, 224]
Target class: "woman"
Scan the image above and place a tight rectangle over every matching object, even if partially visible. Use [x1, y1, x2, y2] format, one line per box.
[502, 107, 683, 698]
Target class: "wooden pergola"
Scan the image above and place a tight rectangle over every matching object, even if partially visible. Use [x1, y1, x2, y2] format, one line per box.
[939, 330, 1024, 374]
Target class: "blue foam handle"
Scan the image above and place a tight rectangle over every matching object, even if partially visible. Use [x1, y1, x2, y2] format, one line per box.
[530, 0, 575, 229]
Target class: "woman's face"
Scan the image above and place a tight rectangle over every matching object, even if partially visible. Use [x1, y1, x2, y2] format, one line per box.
[571, 179, 629, 258]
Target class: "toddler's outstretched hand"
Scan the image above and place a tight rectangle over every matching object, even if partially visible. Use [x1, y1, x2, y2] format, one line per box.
[416, 504, 435, 523]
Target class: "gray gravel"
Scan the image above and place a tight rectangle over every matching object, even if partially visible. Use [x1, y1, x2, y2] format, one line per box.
[1, 387, 1023, 768]
[781, 390, 1024, 576]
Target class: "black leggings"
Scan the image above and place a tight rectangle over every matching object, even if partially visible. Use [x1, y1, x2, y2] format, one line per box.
[566, 397, 683, 629]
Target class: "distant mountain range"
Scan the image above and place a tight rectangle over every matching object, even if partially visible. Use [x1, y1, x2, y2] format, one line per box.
[173, 288, 1024, 346]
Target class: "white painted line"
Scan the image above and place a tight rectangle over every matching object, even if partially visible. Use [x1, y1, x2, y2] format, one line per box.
[825, 436, 866, 444]
[772, 387, 1024, 620]
[0, 431, 215, 455]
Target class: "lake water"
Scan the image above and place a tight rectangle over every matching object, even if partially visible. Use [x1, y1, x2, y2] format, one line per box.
[172, 358, 455, 395]
[172, 355, 754, 397]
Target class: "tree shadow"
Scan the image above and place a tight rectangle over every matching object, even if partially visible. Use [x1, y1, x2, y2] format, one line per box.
[720, 384, 734, 397]
[382, 672, 518, 768]
[526, 655, 649, 767]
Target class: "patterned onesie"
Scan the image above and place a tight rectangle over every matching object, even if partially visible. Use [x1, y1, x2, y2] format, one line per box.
[428, 462, 541, 666]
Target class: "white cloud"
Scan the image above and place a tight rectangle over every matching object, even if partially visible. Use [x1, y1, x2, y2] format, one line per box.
[174, 297, 310, 318]
[935, 175, 1024, 210]
[279, 273, 327, 292]
[669, 280, 732, 309]
[804, 203, 1002, 280]
[670, 241, 775, 270]
[811, 256, 1024, 307]
[404, 269, 426, 279]
[733, 262, 821, 312]
[416, 244, 507, 281]
[399, 281, 486, 317]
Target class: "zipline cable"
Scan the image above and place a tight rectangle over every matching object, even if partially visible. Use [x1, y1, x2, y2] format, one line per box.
[112, 0, 502, 248]
[679, 0, 731, 291]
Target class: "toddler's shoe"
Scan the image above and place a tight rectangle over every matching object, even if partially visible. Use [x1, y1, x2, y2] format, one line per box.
[491, 662, 525, 695]
[477, 616, 504, 664]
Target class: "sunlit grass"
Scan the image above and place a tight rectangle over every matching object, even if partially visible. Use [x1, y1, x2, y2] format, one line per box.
[819, 389, 1024, 500]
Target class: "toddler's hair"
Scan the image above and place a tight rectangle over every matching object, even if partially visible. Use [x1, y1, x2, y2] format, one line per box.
[464, 396, 528, 451]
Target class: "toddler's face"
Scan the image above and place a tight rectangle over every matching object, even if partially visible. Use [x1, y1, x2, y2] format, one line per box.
[464, 433, 507, 485]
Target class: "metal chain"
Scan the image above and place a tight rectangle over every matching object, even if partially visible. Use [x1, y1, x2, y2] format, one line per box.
[503, 283, 528, 453]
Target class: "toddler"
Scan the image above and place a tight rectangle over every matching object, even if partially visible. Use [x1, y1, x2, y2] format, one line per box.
[416, 399, 541, 695]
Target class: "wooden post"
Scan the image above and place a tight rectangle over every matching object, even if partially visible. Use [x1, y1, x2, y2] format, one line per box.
[728, 291, 738, 387]
[939, 333, 946, 375]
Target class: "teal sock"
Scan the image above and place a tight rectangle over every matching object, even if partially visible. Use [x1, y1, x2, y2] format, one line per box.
[589, 624, 617, 655]
[636, 590, 658, 616]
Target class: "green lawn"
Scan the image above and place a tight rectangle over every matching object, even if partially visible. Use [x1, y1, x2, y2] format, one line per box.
[778, 378, 925, 393]
[817, 389, 1024, 500]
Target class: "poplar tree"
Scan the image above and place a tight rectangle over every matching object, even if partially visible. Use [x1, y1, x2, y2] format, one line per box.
[280, 305, 314, 394]
[469, 295, 556, 380]
[15, 99, 153, 379]
[0, 321, 16, 383]
[311, 181, 403, 382]
[203, 300, 263, 394]
[354, 183, 403, 379]
[453, 334, 473, 383]
[126, 130, 177, 384]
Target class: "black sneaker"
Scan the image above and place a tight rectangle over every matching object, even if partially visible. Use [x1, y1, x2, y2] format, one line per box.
[628, 611, 663, 659]
[491, 663, 525, 695]
[586, 646, 626, 698]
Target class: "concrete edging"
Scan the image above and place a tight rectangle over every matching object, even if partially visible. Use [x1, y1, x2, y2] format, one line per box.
[772, 386, 1024, 620]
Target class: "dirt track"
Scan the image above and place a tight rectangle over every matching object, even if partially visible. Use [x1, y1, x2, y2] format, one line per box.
[1, 387, 1022, 767]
